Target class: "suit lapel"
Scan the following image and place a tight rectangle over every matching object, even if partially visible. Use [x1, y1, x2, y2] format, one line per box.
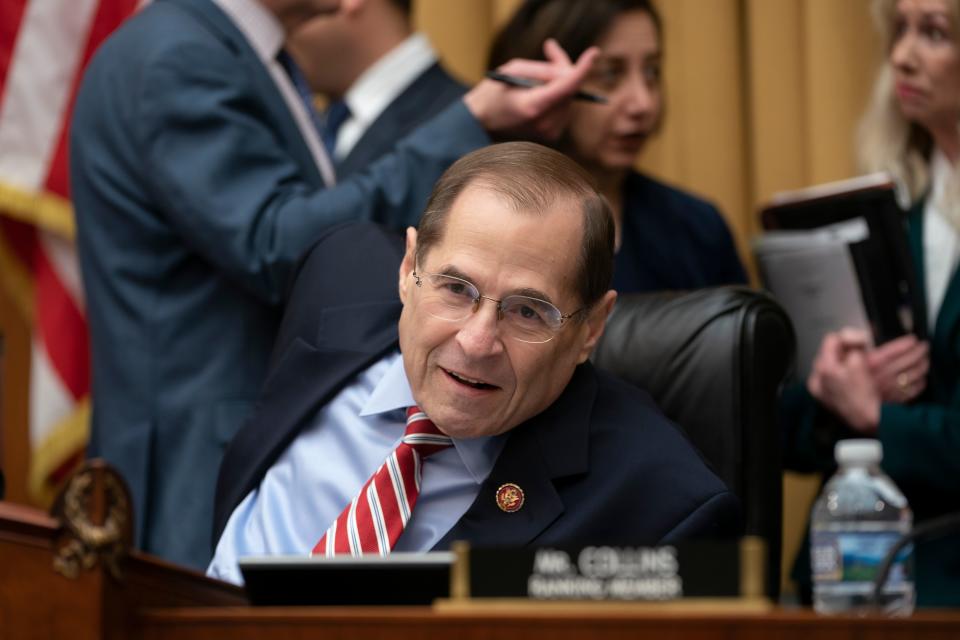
[908, 201, 929, 330]
[220, 301, 401, 526]
[436, 365, 597, 549]
[927, 192, 960, 359]
[167, 0, 323, 185]
[932, 259, 960, 387]
[259, 300, 401, 451]
[338, 64, 464, 178]
[908, 199, 960, 387]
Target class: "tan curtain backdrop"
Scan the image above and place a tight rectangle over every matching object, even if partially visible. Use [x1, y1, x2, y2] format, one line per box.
[0, 0, 880, 594]
[418, 0, 878, 274]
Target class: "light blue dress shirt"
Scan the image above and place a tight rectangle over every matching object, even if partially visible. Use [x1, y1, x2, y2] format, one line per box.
[208, 351, 506, 585]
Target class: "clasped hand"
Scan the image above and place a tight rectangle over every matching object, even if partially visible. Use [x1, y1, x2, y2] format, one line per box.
[807, 329, 929, 434]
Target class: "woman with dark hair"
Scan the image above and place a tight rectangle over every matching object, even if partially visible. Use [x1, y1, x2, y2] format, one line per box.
[489, 0, 747, 292]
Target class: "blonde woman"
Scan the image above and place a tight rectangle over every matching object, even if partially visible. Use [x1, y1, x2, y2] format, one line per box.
[788, 0, 960, 608]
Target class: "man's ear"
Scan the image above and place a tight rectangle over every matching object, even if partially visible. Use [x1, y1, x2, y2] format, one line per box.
[575, 289, 617, 364]
[398, 227, 418, 302]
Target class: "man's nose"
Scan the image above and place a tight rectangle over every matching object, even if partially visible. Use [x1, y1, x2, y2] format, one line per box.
[455, 298, 505, 357]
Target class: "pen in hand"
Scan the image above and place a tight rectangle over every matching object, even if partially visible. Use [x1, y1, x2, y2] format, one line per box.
[485, 71, 608, 104]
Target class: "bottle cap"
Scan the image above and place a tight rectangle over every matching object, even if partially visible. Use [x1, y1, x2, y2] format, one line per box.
[835, 438, 882, 465]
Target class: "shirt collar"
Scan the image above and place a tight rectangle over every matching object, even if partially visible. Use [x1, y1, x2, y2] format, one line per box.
[344, 33, 437, 127]
[360, 351, 506, 485]
[212, 0, 285, 62]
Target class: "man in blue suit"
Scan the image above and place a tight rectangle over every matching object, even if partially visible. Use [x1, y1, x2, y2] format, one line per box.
[70, 0, 597, 569]
[208, 142, 739, 584]
[288, 0, 466, 177]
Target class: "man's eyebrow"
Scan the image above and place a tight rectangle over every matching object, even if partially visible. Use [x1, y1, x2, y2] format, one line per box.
[513, 287, 555, 305]
[433, 265, 558, 305]
[435, 265, 474, 282]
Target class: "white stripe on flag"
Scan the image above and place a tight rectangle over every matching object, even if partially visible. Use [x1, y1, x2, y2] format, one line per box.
[28, 336, 74, 448]
[0, 0, 99, 190]
[41, 231, 85, 312]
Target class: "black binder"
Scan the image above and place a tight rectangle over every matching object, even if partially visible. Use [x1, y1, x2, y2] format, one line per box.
[759, 175, 925, 344]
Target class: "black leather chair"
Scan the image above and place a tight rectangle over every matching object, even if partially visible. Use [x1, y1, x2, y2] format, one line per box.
[592, 286, 795, 599]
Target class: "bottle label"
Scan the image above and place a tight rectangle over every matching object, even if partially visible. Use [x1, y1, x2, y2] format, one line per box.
[811, 528, 913, 594]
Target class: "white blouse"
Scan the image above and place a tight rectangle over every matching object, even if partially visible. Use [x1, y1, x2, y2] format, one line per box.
[922, 149, 960, 330]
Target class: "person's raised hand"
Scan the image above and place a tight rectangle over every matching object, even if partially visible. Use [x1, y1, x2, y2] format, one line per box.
[464, 39, 599, 140]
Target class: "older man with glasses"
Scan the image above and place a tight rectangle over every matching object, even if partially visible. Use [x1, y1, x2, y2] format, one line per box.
[208, 142, 740, 584]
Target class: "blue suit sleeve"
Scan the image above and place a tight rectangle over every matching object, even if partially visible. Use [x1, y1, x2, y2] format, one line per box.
[659, 490, 742, 542]
[137, 42, 487, 304]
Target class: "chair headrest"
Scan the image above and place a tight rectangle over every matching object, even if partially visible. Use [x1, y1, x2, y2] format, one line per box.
[592, 286, 795, 491]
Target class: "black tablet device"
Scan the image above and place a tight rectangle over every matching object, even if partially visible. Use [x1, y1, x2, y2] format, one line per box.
[239, 552, 453, 606]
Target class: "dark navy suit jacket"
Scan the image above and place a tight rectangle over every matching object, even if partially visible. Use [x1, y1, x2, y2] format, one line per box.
[213, 224, 741, 550]
[613, 172, 747, 293]
[337, 62, 467, 179]
[70, 0, 487, 569]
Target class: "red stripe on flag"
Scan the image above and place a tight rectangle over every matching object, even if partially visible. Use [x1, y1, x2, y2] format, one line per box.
[0, 217, 38, 269]
[45, 0, 140, 199]
[34, 244, 90, 400]
[50, 448, 85, 485]
[0, 0, 28, 105]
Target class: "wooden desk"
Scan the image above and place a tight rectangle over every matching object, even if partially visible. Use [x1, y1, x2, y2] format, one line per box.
[0, 497, 245, 640]
[4, 495, 959, 640]
[138, 605, 960, 640]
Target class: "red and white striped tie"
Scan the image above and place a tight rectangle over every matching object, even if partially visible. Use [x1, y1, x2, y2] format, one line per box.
[312, 407, 453, 556]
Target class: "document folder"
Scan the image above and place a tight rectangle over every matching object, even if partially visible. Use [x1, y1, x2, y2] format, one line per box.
[755, 174, 922, 378]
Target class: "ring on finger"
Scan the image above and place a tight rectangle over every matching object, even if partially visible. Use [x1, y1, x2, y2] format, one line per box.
[897, 372, 910, 391]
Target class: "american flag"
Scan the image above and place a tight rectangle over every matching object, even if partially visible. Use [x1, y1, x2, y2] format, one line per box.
[0, 0, 139, 503]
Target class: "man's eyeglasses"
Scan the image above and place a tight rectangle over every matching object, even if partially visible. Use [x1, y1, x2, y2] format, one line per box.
[412, 269, 584, 344]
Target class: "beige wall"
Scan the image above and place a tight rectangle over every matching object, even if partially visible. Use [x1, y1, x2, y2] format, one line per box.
[418, 0, 880, 272]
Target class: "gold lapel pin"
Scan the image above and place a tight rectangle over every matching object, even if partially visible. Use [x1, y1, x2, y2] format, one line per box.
[496, 483, 524, 513]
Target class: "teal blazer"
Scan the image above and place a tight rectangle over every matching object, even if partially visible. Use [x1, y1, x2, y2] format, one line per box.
[782, 199, 960, 607]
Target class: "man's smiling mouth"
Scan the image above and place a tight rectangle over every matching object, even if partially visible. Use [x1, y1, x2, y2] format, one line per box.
[443, 368, 499, 390]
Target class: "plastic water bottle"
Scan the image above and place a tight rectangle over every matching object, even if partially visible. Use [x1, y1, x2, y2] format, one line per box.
[810, 439, 914, 616]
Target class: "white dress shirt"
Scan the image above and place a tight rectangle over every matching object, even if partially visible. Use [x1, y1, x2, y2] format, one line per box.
[208, 351, 506, 586]
[212, 0, 336, 185]
[922, 149, 960, 330]
[333, 33, 438, 161]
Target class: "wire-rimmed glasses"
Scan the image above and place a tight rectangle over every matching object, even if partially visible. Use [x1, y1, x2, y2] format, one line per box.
[412, 269, 584, 344]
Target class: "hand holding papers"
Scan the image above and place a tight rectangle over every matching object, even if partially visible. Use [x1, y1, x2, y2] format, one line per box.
[754, 174, 922, 380]
[754, 219, 872, 379]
